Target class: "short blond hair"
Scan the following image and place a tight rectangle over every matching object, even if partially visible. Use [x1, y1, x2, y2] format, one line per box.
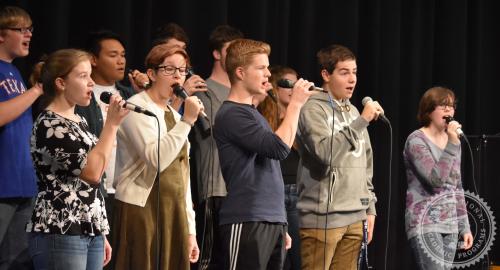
[0, 6, 32, 34]
[225, 39, 271, 84]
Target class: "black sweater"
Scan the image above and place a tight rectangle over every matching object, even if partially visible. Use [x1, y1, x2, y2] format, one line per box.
[214, 101, 290, 225]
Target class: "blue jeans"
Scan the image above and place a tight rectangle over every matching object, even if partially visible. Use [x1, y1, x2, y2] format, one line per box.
[29, 233, 104, 270]
[284, 184, 301, 270]
[409, 233, 458, 270]
[0, 197, 34, 270]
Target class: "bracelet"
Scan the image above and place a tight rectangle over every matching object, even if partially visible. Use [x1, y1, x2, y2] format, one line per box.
[180, 117, 194, 127]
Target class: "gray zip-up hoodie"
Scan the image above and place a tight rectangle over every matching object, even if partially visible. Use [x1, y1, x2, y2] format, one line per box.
[296, 92, 377, 229]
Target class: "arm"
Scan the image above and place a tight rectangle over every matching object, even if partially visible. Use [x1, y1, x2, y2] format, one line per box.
[404, 135, 460, 188]
[120, 95, 202, 171]
[186, 175, 199, 263]
[186, 175, 196, 236]
[221, 106, 290, 160]
[120, 110, 191, 171]
[298, 103, 369, 166]
[454, 155, 471, 237]
[364, 133, 377, 216]
[220, 79, 313, 159]
[274, 79, 314, 147]
[367, 214, 375, 244]
[80, 95, 128, 184]
[103, 235, 112, 266]
[0, 84, 42, 127]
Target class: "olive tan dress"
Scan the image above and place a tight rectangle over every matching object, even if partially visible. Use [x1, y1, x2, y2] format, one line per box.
[113, 109, 190, 270]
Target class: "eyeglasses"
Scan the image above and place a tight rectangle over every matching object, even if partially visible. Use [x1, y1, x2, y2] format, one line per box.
[3, 26, 34, 34]
[436, 103, 457, 111]
[156, 65, 189, 76]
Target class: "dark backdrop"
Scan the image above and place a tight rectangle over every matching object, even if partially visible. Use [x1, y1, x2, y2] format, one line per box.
[4, 0, 500, 269]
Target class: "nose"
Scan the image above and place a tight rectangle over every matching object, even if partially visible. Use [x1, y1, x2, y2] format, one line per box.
[349, 73, 356, 82]
[88, 77, 95, 87]
[172, 69, 182, 79]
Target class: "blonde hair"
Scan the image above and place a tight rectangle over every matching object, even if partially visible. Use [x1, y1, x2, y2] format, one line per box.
[0, 6, 32, 34]
[225, 39, 271, 84]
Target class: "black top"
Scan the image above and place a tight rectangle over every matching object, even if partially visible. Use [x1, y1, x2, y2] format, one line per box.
[214, 101, 290, 225]
[281, 148, 299, 185]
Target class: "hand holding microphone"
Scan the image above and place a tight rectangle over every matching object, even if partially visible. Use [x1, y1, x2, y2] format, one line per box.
[172, 84, 211, 132]
[277, 78, 326, 93]
[172, 83, 207, 119]
[182, 96, 205, 126]
[287, 78, 317, 107]
[443, 116, 463, 142]
[361, 97, 389, 124]
[99, 93, 129, 126]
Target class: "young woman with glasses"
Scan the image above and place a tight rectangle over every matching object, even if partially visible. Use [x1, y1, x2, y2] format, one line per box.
[111, 44, 203, 270]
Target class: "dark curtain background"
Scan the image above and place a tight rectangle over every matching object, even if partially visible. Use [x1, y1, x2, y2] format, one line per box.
[5, 0, 499, 269]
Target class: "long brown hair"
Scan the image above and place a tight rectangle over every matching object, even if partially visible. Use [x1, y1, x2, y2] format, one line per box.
[257, 65, 298, 131]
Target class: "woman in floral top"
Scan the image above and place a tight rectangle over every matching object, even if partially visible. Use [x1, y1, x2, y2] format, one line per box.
[403, 86, 473, 269]
[27, 49, 128, 270]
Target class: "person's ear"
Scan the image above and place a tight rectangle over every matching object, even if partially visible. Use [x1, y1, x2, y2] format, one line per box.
[213, 50, 221, 61]
[147, 69, 156, 83]
[321, 69, 331, 83]
[235, 67, 245, 81]
[54, 77, 66, 91]
[90, 54, 99, 68]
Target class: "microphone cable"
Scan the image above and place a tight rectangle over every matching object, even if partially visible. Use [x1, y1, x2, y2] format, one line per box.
[383, 119, 393, 270]
[460, 134, 491, 269]
[323, 94, 336, 270]
[198, 90, 215, 270]
[444, 117, 489, 268]
[153, 115, 161, 270]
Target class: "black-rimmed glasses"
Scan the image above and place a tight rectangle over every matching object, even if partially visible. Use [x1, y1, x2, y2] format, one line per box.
[3, 26, 34, 34]
[156, 65, 189, 76]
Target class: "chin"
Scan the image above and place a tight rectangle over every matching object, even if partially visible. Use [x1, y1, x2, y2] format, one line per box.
[18, 50, 29, 57]
[77, 100, 91, 107]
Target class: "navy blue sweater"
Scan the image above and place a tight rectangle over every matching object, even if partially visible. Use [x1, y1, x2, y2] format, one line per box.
[214, 101, 290, 225]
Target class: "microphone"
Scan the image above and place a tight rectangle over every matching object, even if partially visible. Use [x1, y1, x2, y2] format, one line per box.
[100, 91, 155, 117]
[172, 84, 208, 119]
[172, 83, 211, 133]
[443, 116, 464, 137]
[361, 96, 390, 124]
[277, 78, 326, 92]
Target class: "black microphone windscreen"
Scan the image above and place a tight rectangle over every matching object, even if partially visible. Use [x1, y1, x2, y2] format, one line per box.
[172, 83, 188, 99]
[277, 79, 294, 88]
[443, 116, 454, 123]
[100, 91, 112, 104]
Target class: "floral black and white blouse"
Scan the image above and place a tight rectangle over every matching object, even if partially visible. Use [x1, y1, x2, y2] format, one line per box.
[26, 110, 109, 236]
